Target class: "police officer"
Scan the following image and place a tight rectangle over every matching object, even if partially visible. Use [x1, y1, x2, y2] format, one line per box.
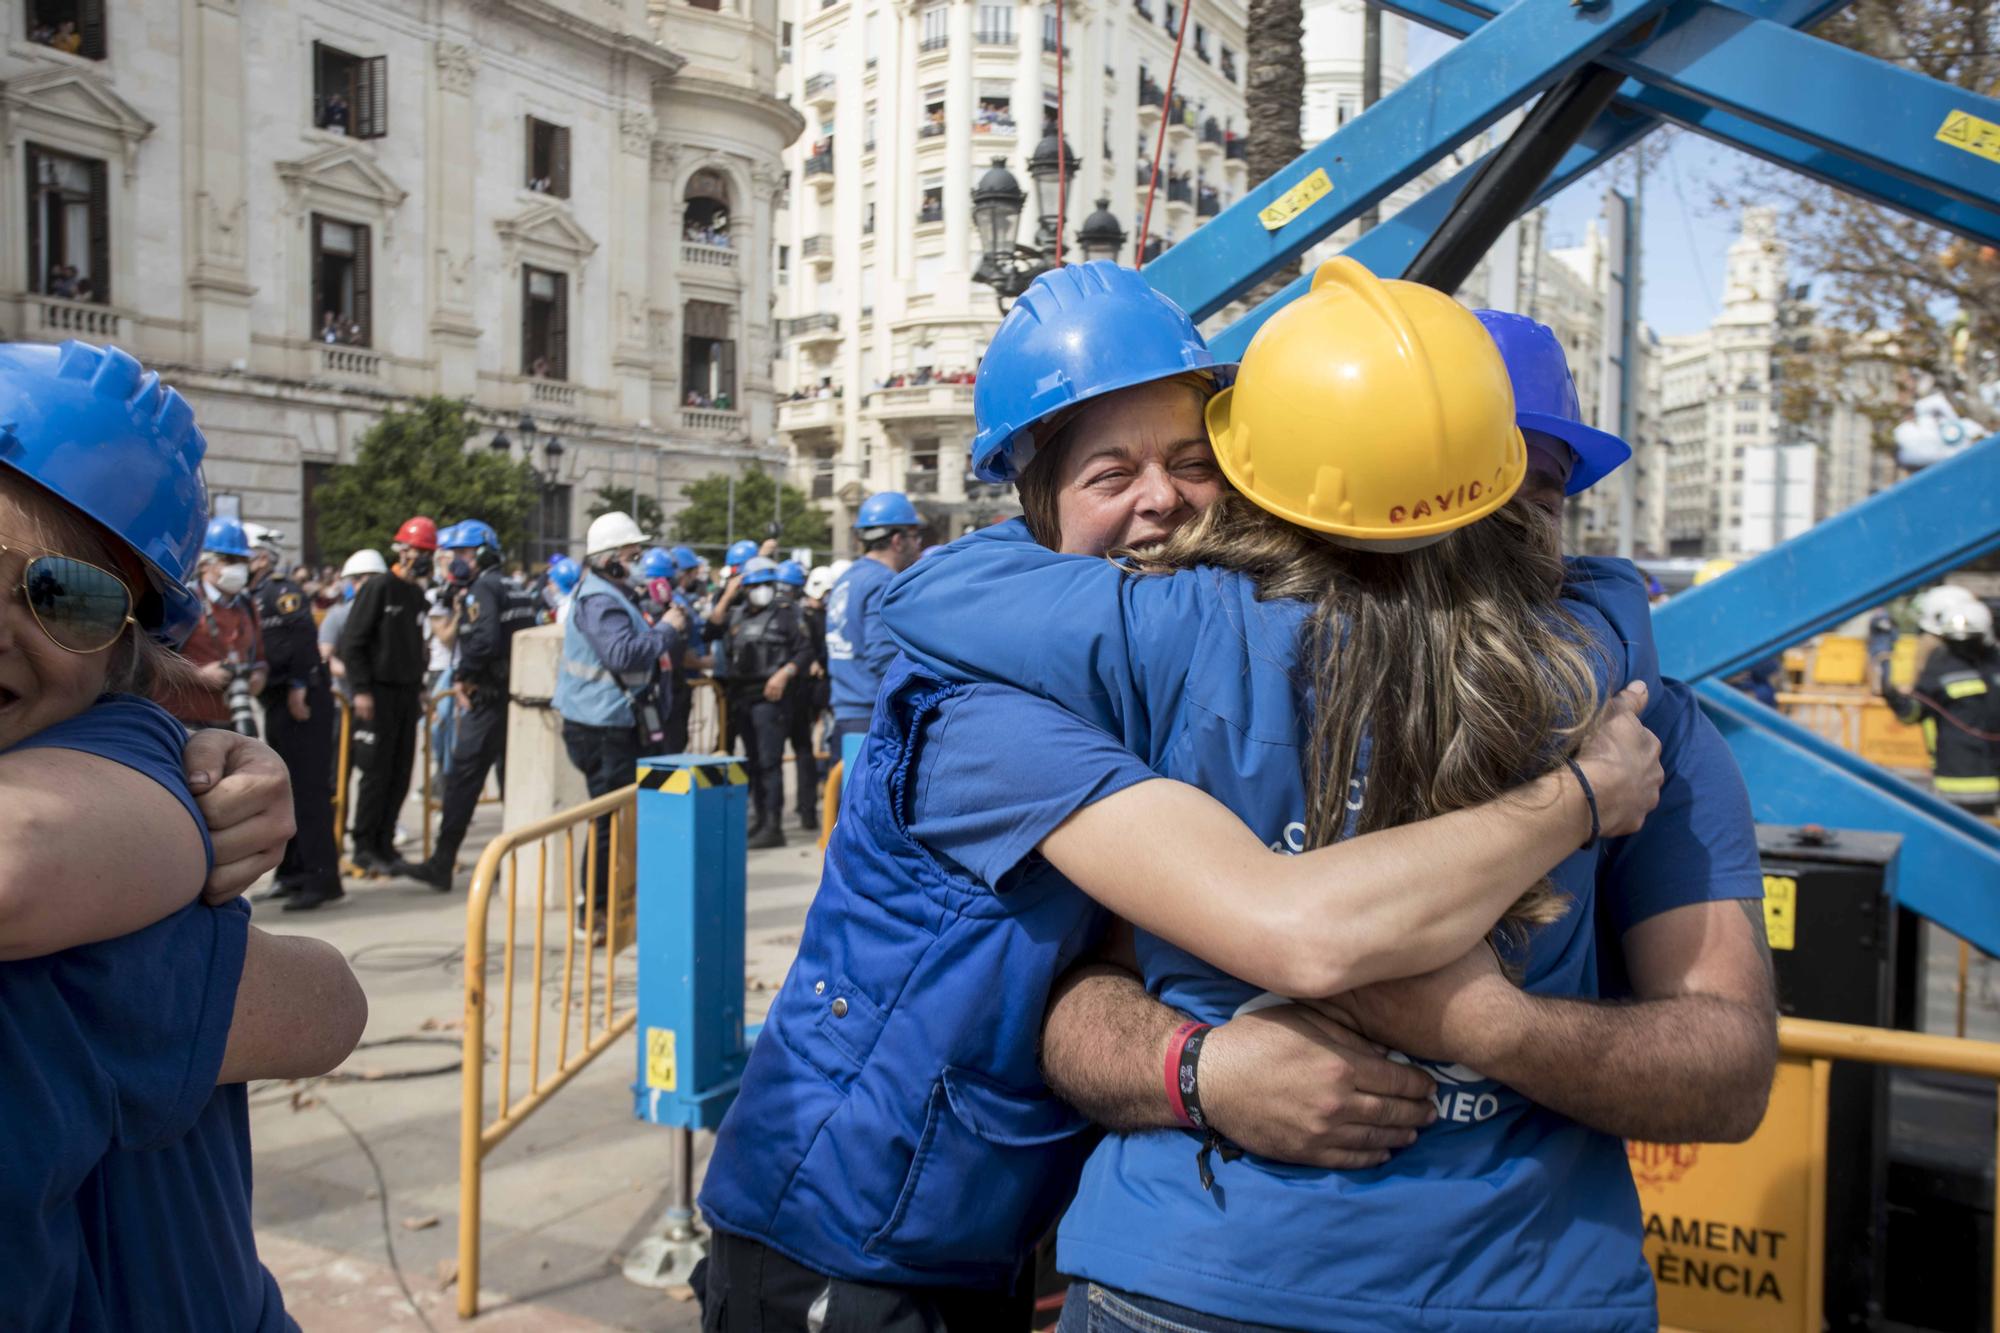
[725, 557, 814, 848]
[703, 538, 762, 756]
[339, 515, 435, 874]
[243, 531, 344, 912]
[1885, 590, 2000, 816]
[775, 560, 822, 831]
[398, 520, 541, 890]
[826, 493, 924, 746]
[168, 517, 268, 733]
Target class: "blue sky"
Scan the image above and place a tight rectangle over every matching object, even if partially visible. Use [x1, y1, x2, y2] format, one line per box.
[1404, 22, 1750, 337]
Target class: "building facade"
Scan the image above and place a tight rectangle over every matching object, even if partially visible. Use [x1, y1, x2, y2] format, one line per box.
[0, 0, 799, 565]
[774, 0, 1249, 546]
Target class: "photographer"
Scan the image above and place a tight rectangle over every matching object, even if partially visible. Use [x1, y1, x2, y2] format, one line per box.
[164, 518, 266, 733]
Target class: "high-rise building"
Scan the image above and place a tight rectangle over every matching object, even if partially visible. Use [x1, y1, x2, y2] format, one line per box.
[775, 0, 1249, 546]
[0, 1, 799, 565]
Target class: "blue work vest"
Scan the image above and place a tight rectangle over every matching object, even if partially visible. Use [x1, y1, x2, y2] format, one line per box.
[882, 523, 1665, 1331]
[552, 571, 651, 728]
[826, 556, 895, 721]
[697, 658, 1106, 1288]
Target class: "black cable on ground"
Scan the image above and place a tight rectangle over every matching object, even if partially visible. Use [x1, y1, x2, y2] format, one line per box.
[346, 941, 465, 973]
[318, 1093, 441, 1333]
[321, 1035, 465, 1083]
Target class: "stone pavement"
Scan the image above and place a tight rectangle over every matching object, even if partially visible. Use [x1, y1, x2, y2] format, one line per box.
[248, 787, 827, 1331]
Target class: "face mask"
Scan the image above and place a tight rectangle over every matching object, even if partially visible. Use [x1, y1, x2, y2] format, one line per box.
[600, 558, 629, 583]
[748, 585, 776, 609]
[214, 564, 249, 595]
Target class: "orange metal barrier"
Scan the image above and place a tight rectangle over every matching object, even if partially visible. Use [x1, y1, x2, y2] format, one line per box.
[818, 759, 842, 853]
[457, 785, 638, 1318]
[330, 690, 439, 871]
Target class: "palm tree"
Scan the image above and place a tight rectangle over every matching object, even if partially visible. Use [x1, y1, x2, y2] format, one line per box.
[1244, 0, 1304, 305]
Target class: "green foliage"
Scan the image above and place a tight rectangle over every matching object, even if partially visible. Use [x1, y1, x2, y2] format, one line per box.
[587, 486, 667, 539]
[672, 469, 831, 553]
[313, 399, 540, 563]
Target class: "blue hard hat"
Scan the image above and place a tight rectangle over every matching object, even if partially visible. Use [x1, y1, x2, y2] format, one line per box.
[855, 491, 921, 531]
[775, 559, 807, 587]
[741, 556, 780, 586]
[1474, 310, 1632, 495]
[639, 546, 674, 579]
[0, 343, 210, 644]
[548, 556, 581, 594]
[445, 519, 500, 552]
[725, 539, 760, 568]
[671, 545, 702, 571]
[971, 261, 1235, 484]
[203, 516, 254, 558]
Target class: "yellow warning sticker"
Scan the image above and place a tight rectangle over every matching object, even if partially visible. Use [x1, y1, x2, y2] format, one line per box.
[1761, 875, 1797, 952]
[1936, 109, 2000, 166]
[645, 1027, 677, 1091]
[1259, 168, 1333, 232]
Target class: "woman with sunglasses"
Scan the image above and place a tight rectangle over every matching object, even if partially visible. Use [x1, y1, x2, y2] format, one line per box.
[0, 340, 366, 1329]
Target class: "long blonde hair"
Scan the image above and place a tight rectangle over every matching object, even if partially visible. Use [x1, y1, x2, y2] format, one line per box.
[1122, 492, 1608, 945]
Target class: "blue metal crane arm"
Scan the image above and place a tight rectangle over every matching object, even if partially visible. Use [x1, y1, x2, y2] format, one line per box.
[1651, 433, 2000, 683]
[1143, 0, 1679, 322]
[1698, 680, 2000, 953]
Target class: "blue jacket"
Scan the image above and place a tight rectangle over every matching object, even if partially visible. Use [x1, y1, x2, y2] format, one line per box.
[554, 571, 677, 728]
[880, 522, 1677, 1331]
[697, 659, 1107, 1288]
[826, 556, 899, 721]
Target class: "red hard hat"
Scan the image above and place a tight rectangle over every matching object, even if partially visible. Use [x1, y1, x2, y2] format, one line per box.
[394, 515, 439, 551]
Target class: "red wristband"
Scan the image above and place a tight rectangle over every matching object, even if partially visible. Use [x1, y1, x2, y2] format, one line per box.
[1163, 1020, 1209, 1129]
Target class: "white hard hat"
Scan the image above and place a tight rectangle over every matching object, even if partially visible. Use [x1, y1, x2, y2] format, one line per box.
[341, 548, 388, 577]
[805, 565, 837, 599]
[243, 521, 286, 555]
[586, 510, 650, 557]
[1938, 599, 1995, 643]
[1916, 585, 1982, 637]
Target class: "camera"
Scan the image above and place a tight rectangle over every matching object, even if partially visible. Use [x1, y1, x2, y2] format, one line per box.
[224, 664, 260, 737]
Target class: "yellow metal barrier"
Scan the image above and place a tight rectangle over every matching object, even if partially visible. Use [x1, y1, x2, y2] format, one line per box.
[818, 759, 842, 853]
[1639, 1017, 2000, 1331]
[457, 784, 638, 1318]
[332, 693, 352, 856]
[1775, 690, 1930, 771]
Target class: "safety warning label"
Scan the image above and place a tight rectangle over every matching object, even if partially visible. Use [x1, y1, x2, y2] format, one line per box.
[1259, 168, 1333, 231]
[1936, 109, 2000, 166]
[645, 1027, 677, 1092]
[1761, 875, 1796, 952]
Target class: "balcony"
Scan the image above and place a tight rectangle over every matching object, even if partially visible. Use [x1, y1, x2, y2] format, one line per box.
[1225, 135, 1247, 162]
[905, 469, 940, 495]
[784, 312, 841, 351]
[682, 241, 738, 269]
[1041, 34, 1070, 57]
[528, 378, 579, 409]
[1165, 176, 1193, 205]
[802, 234, 835, 267]
[972, 113, 1018, 138]
[681, 408, 748, 438]
[918, 121, 947, 140]
[1201, 118, 1225, 148]
[920, 34, 949, 53]
[27, 294, 122, 343]
[864, 382, 975, 421]
[318, 344, 383, 380]
[976, 25, 1015, 44]
[804, 72, 837, 106]
[1196, 191, 1221, 218]
[778, 394, 844, 436]
[804, 152, 835, 190]
[915, 203, 944, 225]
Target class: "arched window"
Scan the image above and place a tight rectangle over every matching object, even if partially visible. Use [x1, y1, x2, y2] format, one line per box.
[683, 169, 733, 249]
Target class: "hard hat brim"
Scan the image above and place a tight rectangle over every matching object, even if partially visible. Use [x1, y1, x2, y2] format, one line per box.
[1518, 411, 1633, 496]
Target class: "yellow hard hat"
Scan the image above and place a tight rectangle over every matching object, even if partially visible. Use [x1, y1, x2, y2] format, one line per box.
[1692, 558, 1737, 586]
[1205, 257, 1526, 546]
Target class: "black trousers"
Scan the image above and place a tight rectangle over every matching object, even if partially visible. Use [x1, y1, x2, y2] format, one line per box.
[694, 1229, 1030, 1333]
[733, 686, 788, 825]
[266, 680, 340, 894]
[349, 682, 421, 861]
[560, 719, 642, 911]
[663, 674, 693, 754]
[431, 691, 507, 870]
[786, 685, 819, 819]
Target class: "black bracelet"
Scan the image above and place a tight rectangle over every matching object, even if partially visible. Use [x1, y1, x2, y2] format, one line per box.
[1178, 1025, 1213, 1131]
[1565, 758, 1600, 850]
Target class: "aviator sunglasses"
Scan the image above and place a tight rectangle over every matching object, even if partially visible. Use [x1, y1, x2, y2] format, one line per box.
[1, 538, 136, 654]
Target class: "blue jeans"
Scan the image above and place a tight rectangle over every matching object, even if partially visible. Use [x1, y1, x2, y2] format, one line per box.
[1056, 1283, 1294, 1333]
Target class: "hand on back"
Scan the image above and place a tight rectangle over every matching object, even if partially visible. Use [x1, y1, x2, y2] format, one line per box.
[1574, 681, 1662, 838]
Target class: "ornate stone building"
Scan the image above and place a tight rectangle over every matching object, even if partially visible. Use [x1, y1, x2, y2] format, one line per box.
[0, 0, 799, 563]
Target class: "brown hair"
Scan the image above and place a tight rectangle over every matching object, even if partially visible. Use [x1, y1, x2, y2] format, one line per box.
[1015, 372, 1218, 548]
[1121, 492, 1607, 947]
[0, 470, 206, 702]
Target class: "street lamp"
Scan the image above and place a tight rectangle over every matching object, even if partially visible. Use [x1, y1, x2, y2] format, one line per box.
[971, 132, 1089, 312]
[1077, 198, 1126, 264]
[1027, 129, 1080, 255]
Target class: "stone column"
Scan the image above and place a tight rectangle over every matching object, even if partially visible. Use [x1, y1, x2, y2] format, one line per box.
[945, 0, 975, 274]
[428, 40, 481, 398]
[612, 109, 657, 422]
[186, 0, 253, 367]
[744, 161, 786, 446]
[650, 140, 682, 422]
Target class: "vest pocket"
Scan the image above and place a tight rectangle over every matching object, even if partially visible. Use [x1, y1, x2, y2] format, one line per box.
[865, 1065, 1093, 1269]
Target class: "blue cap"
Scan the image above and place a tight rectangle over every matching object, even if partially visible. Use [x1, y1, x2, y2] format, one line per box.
[741, 556, 780, 586]
[725, 539, 760, 568]
[776, 559, 807, 587]
[671, 545, 703, 571]
[639, 546, 675, 579]
[548, 556, 581, 594]
[972, 261, 1233, 484]
[202, 516, 254, 558]
[856, 492, 921, 531]
[445, 519, 500, 552]
[1474, 310, 1631, 495]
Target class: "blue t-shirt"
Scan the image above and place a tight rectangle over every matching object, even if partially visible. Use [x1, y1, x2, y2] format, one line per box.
[0, 696, 291, 1331]
[826, 557, 899, 721]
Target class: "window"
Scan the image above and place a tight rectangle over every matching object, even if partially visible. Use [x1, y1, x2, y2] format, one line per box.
[780, 20, 793, 62]
[1337, 95, 1357, 127]
[864, 103, 878, 152]
[521, 265, 568, 380]
[920, 4, 948, 51]
[864, 12, 880, 66]
[1163, 2, 1177, 34]
[310, 214, 372, 344]
[1194, 23, 1210, 61]
[976, 2, 1013, 42]
[684, 168, 732, 247]
[683, 300, 737, 408]
[920, 87, 947, 138]
[525, 117, 571, 197]
[862, 183, 877, 235]
[313, 42, 387, 139]
[26, 145, 108, 304]
[26, 0, 105, 60]
[975, 87, 1014, 135]
[1220, 45, 1236, 82]
[917, 176, 944, 224]
[777, 244, 790, 280]
[1042, 3, 1063, 52]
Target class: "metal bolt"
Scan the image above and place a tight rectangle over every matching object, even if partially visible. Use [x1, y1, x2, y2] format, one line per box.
[814, 979, 826, 995]
[831, 997, 849, 1018]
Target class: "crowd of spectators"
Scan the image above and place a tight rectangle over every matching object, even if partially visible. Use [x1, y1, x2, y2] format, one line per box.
[318, 311, 365, 346]
[27, 18, 82, 53]
[873, 366, 976, 391]
[684, 388, 736, 410]
[684, 220, 734, 248]
[45, 265, 95, 303]
[783, 383, 843, 402]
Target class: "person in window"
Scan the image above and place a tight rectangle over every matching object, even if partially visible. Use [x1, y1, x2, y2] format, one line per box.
[320, 311, 341, 344]
[531, 355, 552, 379]
[72, 276, 93, 303]
[51, 19, 81, 53]
[48, 265, 76, 300]
[321, 91, 350, 134]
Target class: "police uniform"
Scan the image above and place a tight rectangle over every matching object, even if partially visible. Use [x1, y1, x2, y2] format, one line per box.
[1887, 640, 2000, 814]
[252, 576, 342, 908]
[724, 594, 814, 840]
[337, 567, 428, 866]
[414, 565, 541, 881]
